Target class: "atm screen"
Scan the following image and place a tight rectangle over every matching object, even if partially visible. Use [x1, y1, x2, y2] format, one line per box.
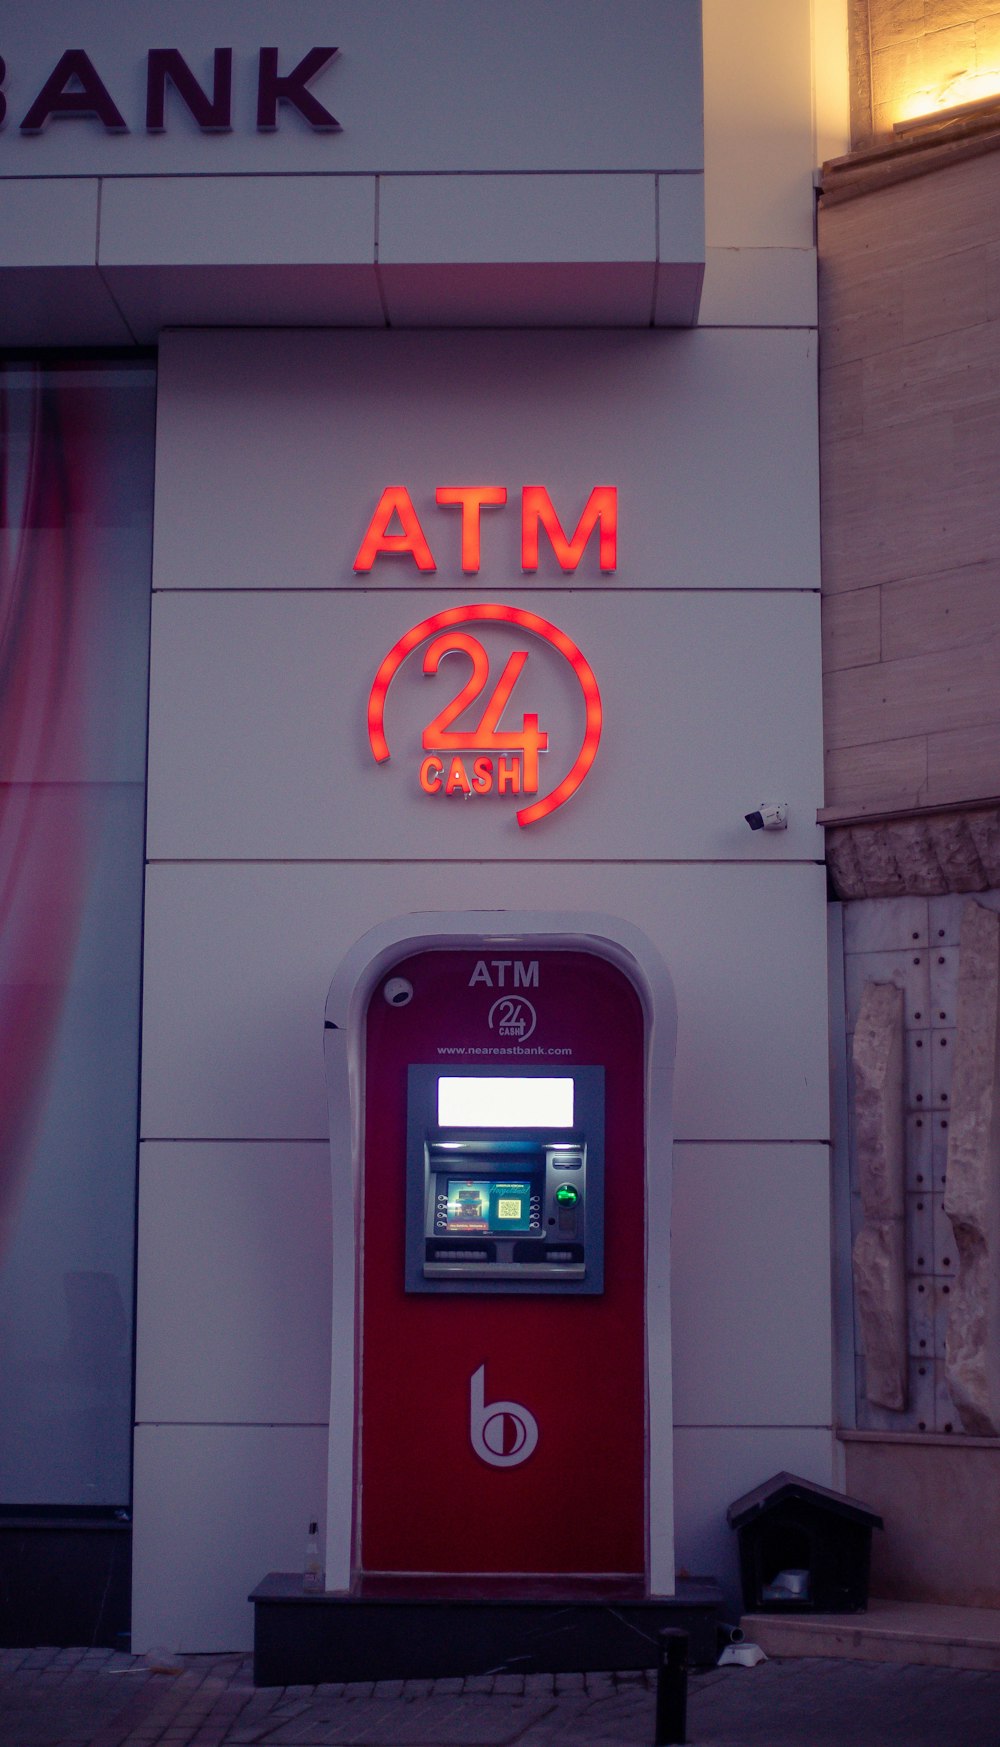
[437, 1076, 574, 1129]
[444, 1178, 534, 1233]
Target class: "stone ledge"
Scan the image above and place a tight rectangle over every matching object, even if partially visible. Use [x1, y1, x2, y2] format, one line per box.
[840, 1429, 1000, 1449]
[742, 1599, 1000, 1670]
[826, 805, 1000, 899]
[820, 115, 1000, 206]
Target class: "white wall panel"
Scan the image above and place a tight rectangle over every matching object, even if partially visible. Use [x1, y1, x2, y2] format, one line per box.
[0, 178, 99, 265]
[377, 174, 662, 328]
[139, 862, 829, 1144]
[378, 174, 657, 266]
[145, 589, 823, 863]
[135, 1143, 331, 1424]
[104, 265, 385, 345]
[703, 0, 817, 250]
[152, 329, 819, 594]
[132, 1425, 327, 1653]
[0, 269, 135, 347]
[99, 174, 377, 267]
[379, 262, 664, 331]
[812, 0, 852, 168]
[673, 1427, 835, 1614]
[672, 1144, 833, 1427]
[699, 248, 817, 328]
[98, 177, 383, 335]
[0, 2, 702, 179]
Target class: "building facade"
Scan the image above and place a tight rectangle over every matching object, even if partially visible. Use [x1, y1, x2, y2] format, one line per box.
[0, 1, 853, 1652]
[822, 0, 1000, 1610]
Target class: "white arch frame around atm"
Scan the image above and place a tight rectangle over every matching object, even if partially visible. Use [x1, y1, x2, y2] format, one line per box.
[323, 910, 677, 1596]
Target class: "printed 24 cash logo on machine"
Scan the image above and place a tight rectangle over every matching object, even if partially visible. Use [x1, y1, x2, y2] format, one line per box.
[360, 483, 613, 828]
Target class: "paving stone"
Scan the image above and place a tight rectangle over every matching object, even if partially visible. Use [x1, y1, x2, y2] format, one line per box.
[11, 1651, 1000, 1747]
[374, 1678, 405, 1698]
[0, 1648, 32, 1671]
[523, 1673, 555, 1697]
[553, 1670, 585, 1692]
[491, 1673, 524, 1694]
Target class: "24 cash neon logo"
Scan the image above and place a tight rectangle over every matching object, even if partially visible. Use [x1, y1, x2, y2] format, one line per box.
[367, 603, 602, 828]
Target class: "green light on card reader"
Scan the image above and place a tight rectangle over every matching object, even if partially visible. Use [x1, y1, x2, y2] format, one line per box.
[555, 1184, 579, 1205]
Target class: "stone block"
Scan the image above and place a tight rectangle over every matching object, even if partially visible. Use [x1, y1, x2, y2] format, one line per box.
[854, 1220, 908, 1409]
[943, 900, 1000, 1434]
[852, 981, 908, 1409]
[854, 982, 906, 1221]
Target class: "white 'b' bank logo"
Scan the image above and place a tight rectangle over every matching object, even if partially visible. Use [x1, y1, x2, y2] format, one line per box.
[470, 1364, 539, 1468]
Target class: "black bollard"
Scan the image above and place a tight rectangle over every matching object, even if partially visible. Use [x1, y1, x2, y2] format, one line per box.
[654, 1626, 688, 1746]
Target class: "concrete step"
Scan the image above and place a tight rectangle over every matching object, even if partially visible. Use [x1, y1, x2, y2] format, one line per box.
[741, 1599, 1000, 1671]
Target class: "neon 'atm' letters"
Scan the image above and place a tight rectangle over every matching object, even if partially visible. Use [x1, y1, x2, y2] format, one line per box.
[352, 486, 618, 573]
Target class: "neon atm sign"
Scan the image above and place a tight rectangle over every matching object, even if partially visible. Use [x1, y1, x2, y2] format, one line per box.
[354, 485, 617, 573]
[362, 484, 613, 826]
[367, 604, 603, 828]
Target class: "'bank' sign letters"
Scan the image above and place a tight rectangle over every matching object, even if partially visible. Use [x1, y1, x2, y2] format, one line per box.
[0, 47, 340, 134]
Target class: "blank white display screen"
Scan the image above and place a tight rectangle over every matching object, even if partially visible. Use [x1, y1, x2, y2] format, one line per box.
[437, 1076, 574, 1129]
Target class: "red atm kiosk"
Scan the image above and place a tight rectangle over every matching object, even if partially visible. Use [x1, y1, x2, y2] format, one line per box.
[313, 910, 686, 1674]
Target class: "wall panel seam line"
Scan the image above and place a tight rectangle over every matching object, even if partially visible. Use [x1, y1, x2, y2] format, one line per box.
[142, 858, 829, 867]
[137, 1135, 833, 1146]
[94, 176, 142, 342]
[149, 586, 823, 597]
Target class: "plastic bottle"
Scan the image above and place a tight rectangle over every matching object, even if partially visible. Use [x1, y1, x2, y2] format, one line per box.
[303, 1520, 324, 1593]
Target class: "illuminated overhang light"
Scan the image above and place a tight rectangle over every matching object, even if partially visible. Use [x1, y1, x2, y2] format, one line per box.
[894, 76, 1000, 137]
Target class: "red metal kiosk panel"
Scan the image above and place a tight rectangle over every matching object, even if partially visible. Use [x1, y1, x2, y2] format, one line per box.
[360, 947, 646, 1579]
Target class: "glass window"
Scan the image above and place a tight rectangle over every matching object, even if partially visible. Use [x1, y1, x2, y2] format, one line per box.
[0, 360, 155, 1506]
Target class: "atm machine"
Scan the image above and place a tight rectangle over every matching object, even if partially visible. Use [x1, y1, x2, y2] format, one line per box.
[405, 1063, 604, 1295]
[321, 912, 678, 1599]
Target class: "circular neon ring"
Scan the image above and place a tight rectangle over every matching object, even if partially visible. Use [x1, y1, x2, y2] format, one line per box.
[367, 602, 602, 828]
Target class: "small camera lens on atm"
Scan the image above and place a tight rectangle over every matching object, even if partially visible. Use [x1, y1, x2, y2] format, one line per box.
[383, 977, 414, 1007]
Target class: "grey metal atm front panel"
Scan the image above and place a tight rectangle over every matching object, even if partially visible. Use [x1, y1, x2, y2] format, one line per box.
[404, 1065, 605, 1295]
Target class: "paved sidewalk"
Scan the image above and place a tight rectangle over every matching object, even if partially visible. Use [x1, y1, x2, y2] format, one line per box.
[4, 1646, 1000, 1746]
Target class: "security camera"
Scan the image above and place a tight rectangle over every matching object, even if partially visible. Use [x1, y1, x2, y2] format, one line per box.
[383, 976, 414, 1007]
[745, 801, 788, 832]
